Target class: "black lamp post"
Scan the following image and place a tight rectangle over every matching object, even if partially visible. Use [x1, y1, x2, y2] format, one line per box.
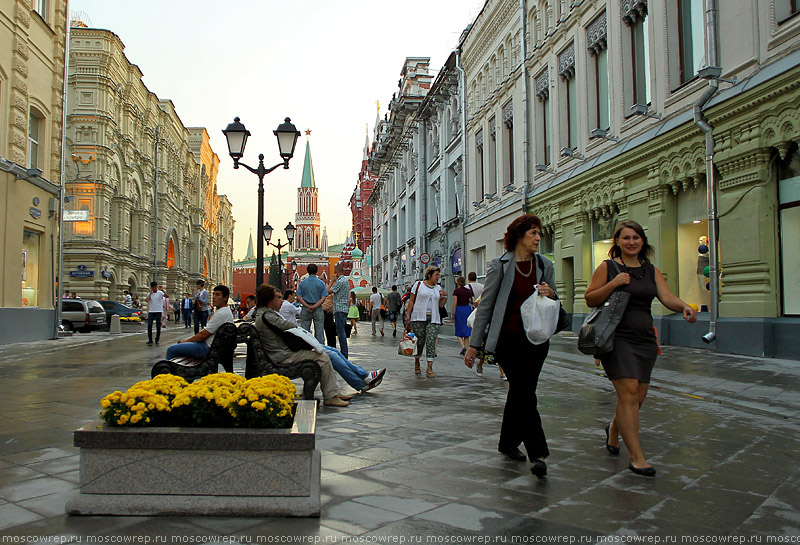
[263, 221, 296, 291]
[222, 117, 300, 289]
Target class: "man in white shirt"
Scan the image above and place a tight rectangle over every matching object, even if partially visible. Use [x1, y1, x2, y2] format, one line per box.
[165, 285, 234, 360]
[279, 289, 302, 326]
[145, 282, 165, 346]
[123, 290, 132, 306]
[467, 272, 484, 303]
[243, 295, 257, 322]
[368, 287, 384, 336]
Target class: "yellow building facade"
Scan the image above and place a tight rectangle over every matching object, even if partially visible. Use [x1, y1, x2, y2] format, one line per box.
[0, 0, 68, 343]
[64, 25, 234, 303]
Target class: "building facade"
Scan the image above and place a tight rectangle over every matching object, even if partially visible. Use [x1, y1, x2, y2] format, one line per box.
[460, 0, 800, 358]
[366, 54, 467, 293]
[0, 0, 69, 343]
[350, 131, 376, 255]
[64, 24, 234, 303]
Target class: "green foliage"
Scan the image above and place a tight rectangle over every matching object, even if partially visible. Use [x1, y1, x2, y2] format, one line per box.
[268, 252, 281, 287]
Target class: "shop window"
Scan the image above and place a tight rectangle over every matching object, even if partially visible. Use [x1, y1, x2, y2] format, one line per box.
[676, 182, 710, 311]
[28, 110, 42, 169]
[591, 214, 618, 268]
[22, 229, 41, 307]
[778, 147, 800, 315]
[73, 198, 94, 236]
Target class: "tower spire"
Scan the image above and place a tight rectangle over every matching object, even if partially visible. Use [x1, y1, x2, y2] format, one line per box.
[245, 229, 254, 260]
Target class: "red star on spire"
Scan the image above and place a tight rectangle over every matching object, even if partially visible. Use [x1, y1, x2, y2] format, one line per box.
[304, 129, 312, 136]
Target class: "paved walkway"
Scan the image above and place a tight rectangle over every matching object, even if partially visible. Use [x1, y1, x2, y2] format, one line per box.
[0, 322, 798, 539]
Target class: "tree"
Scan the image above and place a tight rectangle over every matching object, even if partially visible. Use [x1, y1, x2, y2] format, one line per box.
[268, 252, 281, 288]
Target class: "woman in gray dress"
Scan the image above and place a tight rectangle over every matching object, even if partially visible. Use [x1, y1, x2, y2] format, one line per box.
[464, 214, 557, 479]
[584, 220, 696, 476]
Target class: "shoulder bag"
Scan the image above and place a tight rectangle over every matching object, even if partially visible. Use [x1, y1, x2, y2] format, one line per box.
[577, 260, 631, 356]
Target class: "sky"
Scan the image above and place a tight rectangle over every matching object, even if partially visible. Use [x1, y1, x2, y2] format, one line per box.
[69, 0, 487, 260]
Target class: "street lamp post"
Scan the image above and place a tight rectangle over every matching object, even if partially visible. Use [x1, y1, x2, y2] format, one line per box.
[263, 221, 296, 291]
[222, 117, 300, 289]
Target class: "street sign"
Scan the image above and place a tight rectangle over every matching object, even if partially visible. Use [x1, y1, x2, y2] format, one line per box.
[63, 210, 90, 221]
[419, 252, 430, 265]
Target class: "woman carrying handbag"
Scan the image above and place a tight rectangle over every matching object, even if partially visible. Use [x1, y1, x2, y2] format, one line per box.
[585, 220, 696, 477]
[464, 214, 557, 479]
[404, 266, 447, 378]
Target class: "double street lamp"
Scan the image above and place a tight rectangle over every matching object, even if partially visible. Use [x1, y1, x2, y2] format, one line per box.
[263, 221, 295, 290]
[222, 117, 300, 289]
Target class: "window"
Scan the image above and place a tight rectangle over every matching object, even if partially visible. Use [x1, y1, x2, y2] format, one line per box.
[28, 111, 42, 169]
[559, 43, 578, 150]
[622, 1, 651, 111]
[535, 70, 551, 166]
[473, 247, 486, 281]
[22, 229, 41, 307]
[776, 0, 800, 23]
[677, 0, 705, 85]
[503, 101, 514, 185]
[487, 118, 498, 196]
[778, 146, 800, 315]
[587, 12, 611, 132]
[591, 214, 618, 268]
[34, 0, 47, 21]
[476, 130, 485, 202]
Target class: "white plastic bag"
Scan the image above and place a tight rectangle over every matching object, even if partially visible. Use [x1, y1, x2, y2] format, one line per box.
[466, 295, 481, 329]
[284, 327, 325, 354]
[397, 334, 418, 357]
[520, 287, 559, 345]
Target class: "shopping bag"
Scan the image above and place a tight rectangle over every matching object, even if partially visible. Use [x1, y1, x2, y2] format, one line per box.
[520, 286, 559, 345]
[397, 334, 417, 357]
[467, 307, 478, 329]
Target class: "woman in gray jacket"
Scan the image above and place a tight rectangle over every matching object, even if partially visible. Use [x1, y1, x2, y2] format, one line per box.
[464, 214, 557, 479]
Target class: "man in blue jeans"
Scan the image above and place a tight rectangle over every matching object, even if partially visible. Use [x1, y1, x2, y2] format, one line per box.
[296, 263, 327, 344]
[323, 345, 386, 393]
[165, 285, 234, 360]
[329, 262, 350, 357]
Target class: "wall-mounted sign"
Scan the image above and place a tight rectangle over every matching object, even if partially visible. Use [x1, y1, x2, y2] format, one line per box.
[29, 207, 41, 219]
[63, 210, 90, 222]
[69, 270, 94, 278]
[419, 252, 430, 265]
[451, 249, 463, 274]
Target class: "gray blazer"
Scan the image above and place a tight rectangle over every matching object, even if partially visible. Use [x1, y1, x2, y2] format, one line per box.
[469, 252, 558, 354]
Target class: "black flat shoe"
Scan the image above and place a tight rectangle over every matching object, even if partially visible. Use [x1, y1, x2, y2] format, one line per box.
[628, 463, 656, 477]
[498, 446, 527, 461]
[530, 459, 547, 478]
[605, 423, 620, 455]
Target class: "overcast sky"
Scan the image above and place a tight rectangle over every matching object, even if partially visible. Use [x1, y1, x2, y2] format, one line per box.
[70, 0, 486, 260]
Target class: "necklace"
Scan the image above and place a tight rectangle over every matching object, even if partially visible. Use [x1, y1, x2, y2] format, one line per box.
[515, 258, 534, 277]
[617, 258, 646, 280]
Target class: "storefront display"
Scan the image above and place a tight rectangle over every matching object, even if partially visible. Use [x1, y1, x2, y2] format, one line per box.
[591, 215, 617, 269]
[779, 148, 800, 315]
[21, 229, 40, 307]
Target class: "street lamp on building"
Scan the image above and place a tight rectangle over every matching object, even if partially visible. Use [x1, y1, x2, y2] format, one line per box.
[263, 221, 295, 290]
[222, 117, 300, 288]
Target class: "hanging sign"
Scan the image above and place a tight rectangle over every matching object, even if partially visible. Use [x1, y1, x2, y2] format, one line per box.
[63, 210, 90, 221]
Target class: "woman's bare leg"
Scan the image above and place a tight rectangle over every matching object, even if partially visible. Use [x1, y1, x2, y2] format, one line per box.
[612, 377, 650, 468]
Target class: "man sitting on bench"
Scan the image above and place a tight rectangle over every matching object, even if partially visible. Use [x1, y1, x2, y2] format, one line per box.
[165, 284, 234, 361]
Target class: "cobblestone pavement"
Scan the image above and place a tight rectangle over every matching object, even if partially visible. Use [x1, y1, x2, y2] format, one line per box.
[0, 320, 798, 539]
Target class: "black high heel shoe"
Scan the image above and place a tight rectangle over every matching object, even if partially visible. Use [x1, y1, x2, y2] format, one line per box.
[628, 462, 656, 477]
[604, 423, 620, 455]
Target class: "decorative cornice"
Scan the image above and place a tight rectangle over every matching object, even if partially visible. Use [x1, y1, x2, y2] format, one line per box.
[621, 0, 647, 26]
[535, 70, 549, 101]
[558, 43, 576, 80]
[503, 100, 514, 128]
[587, 11, 608, 55]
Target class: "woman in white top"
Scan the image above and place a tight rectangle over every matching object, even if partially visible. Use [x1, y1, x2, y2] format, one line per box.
[403, 265, 448, 378]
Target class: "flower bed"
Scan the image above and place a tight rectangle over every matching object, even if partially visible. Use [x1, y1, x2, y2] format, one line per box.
[66, 374, 319, 517]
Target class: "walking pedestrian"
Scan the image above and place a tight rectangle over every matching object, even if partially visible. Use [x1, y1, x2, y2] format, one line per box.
[329, 263, 351, 357]
[404, 266, 447, 378]
[165, 285, 234, 361]
[467, 272, 484, 300]
[464, 214, 557, 479]
[193, 280, 210, 334]
[296, 263, 327, 343]
[173, 299, 180, 323]
[181, 293, 193, 327]
[451, 276, 474, 355]
[386, 285, 402, 337]
[145, 282, 165, 346]
[161, 289, 170, 328]
[123, 290, 132, 306]
[584, 220, 696, 477]
[347, 291, 360, 335]
[368, 287, 384, 336]
[322, 294, 337, 349]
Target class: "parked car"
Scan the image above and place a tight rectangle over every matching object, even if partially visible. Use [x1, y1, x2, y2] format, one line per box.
[61, 299, 106, 333]
[97, 300, 142, 326]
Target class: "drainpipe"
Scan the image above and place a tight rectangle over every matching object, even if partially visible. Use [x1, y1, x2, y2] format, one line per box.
[55, 0, 72, 338]
[153, 126, 159, 284]
[455, 48, 469, 271]
[519, 0, 531, 214]
[420, 120, 427, 260]
[693, 0, 720, 344]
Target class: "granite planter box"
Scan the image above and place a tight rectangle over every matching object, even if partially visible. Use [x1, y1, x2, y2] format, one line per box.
[66, 400, 319, 517]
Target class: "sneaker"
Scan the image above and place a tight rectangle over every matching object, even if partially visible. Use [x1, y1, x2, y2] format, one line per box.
[363, 368, 387, 391]
[501, 374, 508, 381]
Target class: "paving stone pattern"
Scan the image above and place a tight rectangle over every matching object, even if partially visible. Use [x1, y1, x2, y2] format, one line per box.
[0, 322, 798, 539]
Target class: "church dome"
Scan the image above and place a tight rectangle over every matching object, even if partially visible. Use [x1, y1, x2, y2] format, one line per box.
[351, 247, 363, 259]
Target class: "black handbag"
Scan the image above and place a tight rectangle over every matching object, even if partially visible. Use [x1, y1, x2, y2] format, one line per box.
[577, 260, 630, 356]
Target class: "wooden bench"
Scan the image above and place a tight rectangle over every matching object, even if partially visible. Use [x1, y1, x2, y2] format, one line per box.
[150, 322, 237, 382]
[237, 322, 321, 401]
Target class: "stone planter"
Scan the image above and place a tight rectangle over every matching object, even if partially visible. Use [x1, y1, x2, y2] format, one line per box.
[66, 400, 319, 517]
